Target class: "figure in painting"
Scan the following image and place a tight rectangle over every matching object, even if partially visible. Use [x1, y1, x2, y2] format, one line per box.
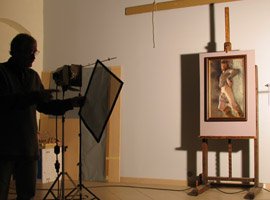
[218, 59, 244, 118]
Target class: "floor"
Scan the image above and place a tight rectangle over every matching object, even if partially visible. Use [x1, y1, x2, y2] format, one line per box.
[8, 180, 270, 200]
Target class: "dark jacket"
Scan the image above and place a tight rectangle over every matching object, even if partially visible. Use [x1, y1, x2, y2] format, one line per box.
[0, 59, 73, 160]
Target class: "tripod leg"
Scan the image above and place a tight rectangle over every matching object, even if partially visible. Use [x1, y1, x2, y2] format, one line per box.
[65, 187, 79, 200]
[65, 184, 100, 200]
[65, 172, 77, 187]
[43, 173, 62, 200]
[82, 184, 100, 200]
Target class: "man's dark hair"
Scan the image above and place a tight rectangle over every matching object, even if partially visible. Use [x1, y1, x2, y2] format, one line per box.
[10, 33, 36, 56]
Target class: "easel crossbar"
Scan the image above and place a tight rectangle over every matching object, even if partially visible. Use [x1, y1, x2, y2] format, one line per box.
[208, 176, 255, 182]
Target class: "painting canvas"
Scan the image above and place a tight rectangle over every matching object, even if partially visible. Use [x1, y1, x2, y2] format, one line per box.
[199, 50, 256, 138]
[205, 55, 247, 121]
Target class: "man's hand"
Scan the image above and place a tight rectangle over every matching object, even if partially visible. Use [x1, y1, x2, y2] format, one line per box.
[70, 96, 85, 107]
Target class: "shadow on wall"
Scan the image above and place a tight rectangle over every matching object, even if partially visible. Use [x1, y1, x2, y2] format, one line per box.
[176, 53, 250, 187]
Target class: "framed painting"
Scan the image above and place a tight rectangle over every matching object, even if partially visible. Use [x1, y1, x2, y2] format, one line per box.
[205, 55, 247, 121]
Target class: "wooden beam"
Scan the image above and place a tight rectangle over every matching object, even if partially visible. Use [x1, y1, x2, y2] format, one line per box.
[224, 7, 232, 52]
[125, 0, 241, 15]
[225, 7, 230, 43]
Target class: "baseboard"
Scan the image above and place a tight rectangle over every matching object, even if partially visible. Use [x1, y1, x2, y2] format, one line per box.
[263, 183, 270, 190]
[120, 177, 187, 187]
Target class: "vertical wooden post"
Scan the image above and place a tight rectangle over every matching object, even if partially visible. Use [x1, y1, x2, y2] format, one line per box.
[254, 138, 259, 186]
[106, 67, 122, 182]
[244, 65, 261, 199]
[254, 65, 259, 186]
[225, 7, 230, 43]
[228, 139, 232, 178]
[224, 7, 232, 52]
[202, 139, 208, 184]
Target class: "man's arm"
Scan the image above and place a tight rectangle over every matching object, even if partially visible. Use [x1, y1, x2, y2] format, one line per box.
[226, 68, 240, 87]
[228, 68, 240, 79]
[37, 95, 84, 116]
[0, 91, 51, 111]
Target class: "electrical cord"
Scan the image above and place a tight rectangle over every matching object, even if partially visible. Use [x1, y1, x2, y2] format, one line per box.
[32, 184, 192, 192]
[10, 183, 270, 196]
[87, 184, 192, 192]
[213, 186, 247, 194]
[262, 187, 270, 192]
[213, 185, 270, 195]
[151, 0, 156, 48]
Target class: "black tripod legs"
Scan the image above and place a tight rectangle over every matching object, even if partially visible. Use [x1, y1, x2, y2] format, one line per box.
[42, 172, 77, 200]
[43, 173, 62, 200]
[65, 184, 100, 200]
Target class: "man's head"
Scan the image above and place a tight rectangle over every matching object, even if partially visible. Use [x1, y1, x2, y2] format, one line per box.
[10, 33, 38, 68]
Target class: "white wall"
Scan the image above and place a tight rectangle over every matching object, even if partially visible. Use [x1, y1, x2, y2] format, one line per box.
[43, 0, 270, 183]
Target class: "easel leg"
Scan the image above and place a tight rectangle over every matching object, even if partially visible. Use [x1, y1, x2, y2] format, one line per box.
[228, 139, 232, 178]
[188, 139, 210, 196]
[244, 138, 261, 199]
[244, 184, 262, 200]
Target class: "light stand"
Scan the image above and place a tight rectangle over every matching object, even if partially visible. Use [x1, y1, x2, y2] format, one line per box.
[65, 90, 100, 200]
[66, 59, 123, 199]
[44, 59, 122, 199]
[43, 87, 76, 200]
[54, 85, 61, 197]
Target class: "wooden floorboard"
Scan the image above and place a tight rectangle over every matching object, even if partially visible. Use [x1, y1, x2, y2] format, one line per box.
[7, 180, 270, 200]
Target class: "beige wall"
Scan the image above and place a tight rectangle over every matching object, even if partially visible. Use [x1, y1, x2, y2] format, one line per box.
[0, 0, 43, 75]
[42, 0, 270, 184]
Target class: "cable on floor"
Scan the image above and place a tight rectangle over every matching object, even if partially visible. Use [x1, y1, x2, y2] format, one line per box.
[213, 186, 247, 194]
[261, 187, 270, 193]
[87, 184, 192, 192]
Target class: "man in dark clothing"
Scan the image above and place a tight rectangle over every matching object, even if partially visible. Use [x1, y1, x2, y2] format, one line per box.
[0, 33, 84, 200]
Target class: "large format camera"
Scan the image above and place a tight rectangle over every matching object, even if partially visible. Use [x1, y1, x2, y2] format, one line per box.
[52, 64, 82, 89]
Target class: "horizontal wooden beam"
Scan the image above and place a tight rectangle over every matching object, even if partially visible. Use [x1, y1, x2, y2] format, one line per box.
[208, 176, 255, 182]
[125, 0, 241, 15]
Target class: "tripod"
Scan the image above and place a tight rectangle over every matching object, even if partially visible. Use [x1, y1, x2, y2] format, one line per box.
[43, 88, 76, 200]
[65, 93, 100, 200]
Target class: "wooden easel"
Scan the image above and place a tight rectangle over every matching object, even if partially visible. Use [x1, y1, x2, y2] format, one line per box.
[189, 7, 261, 199]
[190, 135, 261, 199]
